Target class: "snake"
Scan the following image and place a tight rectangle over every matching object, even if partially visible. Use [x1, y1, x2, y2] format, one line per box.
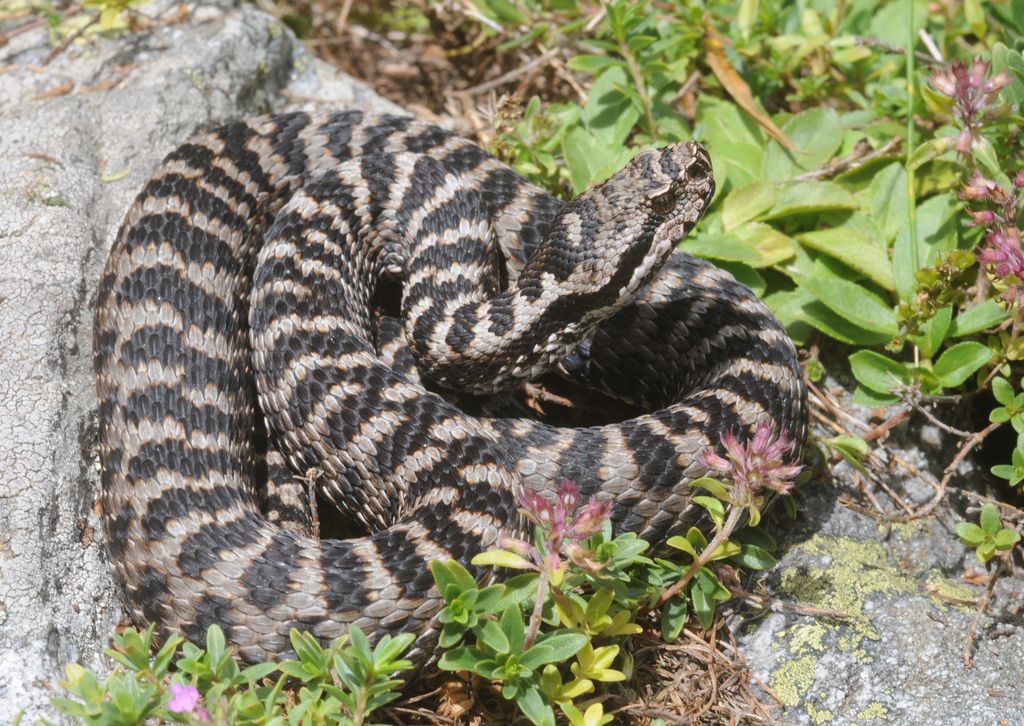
[93, 110, 807, 664]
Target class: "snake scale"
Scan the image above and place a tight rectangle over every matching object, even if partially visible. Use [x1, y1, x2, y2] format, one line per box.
[94, 110, 807, 664]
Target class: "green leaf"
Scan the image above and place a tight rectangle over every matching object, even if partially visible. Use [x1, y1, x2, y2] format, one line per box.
[581, 65, 640, 146]
[797, 259, 897, 336]
[515, 685, 555, 726]
[932, 342, 992, 389]
[768, 289, 891, 346]
[722, 182, 777, 230]
[675, 530, 704, 558]
[660, 595, 688, 642]
[438, 647, 489, 673]
[826, 435, 870, 473]
[689, 476, 730, 499]
[993, 377, 1015, 406]
[870, 162, 909, 241]
[691, 579, 715, 629]
[980, 504, 1002, 535]
[978, 541, 996, 562]
[914, 306, 952, 359]
[472, 550, 534, 569]
[971, 136, 1002, 179]
[762, 108, 843, 181]
[763, 180, 859, 219]
[477, 619, 511, 655]
[868, 0, 927, 47]
[892, 193, 959, 301]
[955, 521, 985, 545]
[796, 227, 894, 291]
[906, 137, 954, 171]
[734, 223, 796, 267]
[501, 605, 526, 653]
[991, 408, 1012, 424]
[665, 535, 698, 559]
[693, 495, 725, 528]
[531, 631, 589, 663]
[695, 96, 766, 187]
[206, 624, 226, 663]
[475, 0, 527, 25]
[566, 55, 623, 74]
[431, 560, 477, 598]
[731, 543, 777, 569]
[849, 350, 910, 394]
[994, 529, 1021, 549]
[492, 574, 538, 612]
[240, 661, 279, 683]
[950, 301, 1011, 337]
[681, 232, 762, 265]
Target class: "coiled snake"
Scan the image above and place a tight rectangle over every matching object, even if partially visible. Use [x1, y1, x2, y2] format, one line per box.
[93, 111, 807, 663]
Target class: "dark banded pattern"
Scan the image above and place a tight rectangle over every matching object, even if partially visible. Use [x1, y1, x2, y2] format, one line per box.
[94, 112, 806, 664]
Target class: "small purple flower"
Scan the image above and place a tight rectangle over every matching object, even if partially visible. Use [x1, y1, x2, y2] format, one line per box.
[167, 683, 209, 720]
[701, 422, 802, 497]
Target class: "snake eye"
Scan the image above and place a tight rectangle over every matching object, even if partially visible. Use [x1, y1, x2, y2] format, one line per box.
[651, 190, 677, 216]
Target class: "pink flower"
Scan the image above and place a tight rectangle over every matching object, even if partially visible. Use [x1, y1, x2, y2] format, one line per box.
[966, 209, 996, 227]
[961, 173, 999, 202]
[978, 228, 1024, 279]
[513, 479, 614, 578]
[569, 498, 613, 540]
[700, 422, 802, 496]
[519, 488, 554, 528]
[167, 683, 209, 720]
[929, 59, 1010, 159]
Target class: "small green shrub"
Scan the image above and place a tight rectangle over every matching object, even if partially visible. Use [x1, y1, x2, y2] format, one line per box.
[46, 623, 413, 726]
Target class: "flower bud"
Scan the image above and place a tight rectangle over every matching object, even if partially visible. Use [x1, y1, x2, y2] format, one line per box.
[558, 479, 580, 509]
[967, 209, 996, 227]
[929, 71, 957, 97]
[498, 536, 535, 558]
[983, 70, 1011, 94]
[955, 128, 974, 155]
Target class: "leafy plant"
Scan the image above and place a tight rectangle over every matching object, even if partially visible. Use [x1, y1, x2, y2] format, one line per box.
[45, 623, 413, 726]
[955, 504, 1021, 562]
[432, 422, 800, 725]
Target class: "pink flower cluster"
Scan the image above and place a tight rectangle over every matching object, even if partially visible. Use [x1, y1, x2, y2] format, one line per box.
[929, 59, 1010, 156]
[960, 171, 1024, 306]
[501, 480, 613, 578]
[700, 422, 802, 497]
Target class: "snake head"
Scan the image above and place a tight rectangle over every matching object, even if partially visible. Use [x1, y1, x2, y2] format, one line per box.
[607, 141, 716, 304]
[536, 141, 716, 314]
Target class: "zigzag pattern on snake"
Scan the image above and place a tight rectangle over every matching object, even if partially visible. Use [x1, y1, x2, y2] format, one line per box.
[93, 110, 807, 663]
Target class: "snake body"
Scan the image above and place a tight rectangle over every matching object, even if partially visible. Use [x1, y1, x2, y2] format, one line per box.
[94, 111, 807, 663]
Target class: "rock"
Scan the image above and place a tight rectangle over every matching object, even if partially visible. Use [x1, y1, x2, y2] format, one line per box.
[734, 376, 1024, 725]
[0, 3, 400, 722]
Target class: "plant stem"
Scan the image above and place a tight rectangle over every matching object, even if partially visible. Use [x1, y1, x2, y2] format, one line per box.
[905, 0, 919, 274]
[620, 40, 658, 140]
[523, 567, 549, 650]
[656, 505, 745, 607]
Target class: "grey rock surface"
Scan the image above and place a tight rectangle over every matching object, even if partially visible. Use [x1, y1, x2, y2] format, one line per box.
[735, 379, 1024, 725]
[0, 3, 400, 722]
